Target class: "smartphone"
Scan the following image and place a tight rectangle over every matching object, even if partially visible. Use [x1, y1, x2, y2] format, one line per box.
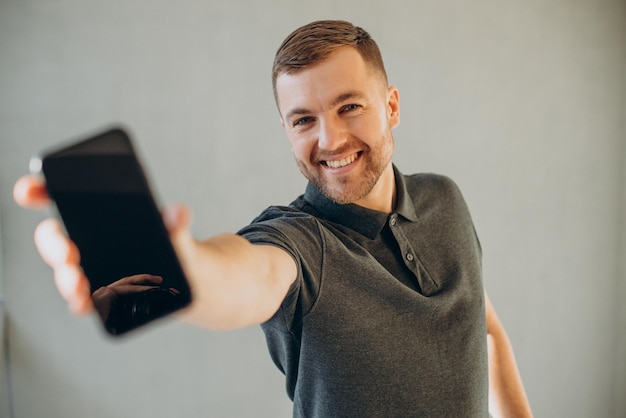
[30, 127, 192, 337]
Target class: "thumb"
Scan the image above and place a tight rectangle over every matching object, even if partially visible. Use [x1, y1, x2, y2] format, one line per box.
[162, 204, 194, 251]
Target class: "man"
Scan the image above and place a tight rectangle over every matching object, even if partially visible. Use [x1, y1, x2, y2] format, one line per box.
[14, 20, 532, 417]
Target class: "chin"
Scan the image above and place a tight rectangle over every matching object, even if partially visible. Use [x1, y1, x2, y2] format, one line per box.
[319, 181, 374, 205]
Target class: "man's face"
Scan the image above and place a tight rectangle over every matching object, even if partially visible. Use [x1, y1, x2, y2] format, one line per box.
[276, 46, 400, 206]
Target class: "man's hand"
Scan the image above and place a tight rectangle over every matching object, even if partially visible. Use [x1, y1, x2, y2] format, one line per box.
[486, 291, 533, 417]
[14, 175, 94, 315]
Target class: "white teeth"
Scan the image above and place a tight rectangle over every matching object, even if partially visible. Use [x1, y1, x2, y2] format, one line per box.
[325, 154, 357, 168]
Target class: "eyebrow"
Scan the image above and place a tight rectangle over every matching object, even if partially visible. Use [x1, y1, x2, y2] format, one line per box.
[284, 90, 366, 121]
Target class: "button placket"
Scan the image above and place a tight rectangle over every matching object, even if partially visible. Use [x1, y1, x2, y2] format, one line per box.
[387, 213, 438, 294]
[389, 214, 416, 269]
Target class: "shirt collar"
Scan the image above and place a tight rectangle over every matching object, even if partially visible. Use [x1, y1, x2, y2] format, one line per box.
[303, 165, 418, 239]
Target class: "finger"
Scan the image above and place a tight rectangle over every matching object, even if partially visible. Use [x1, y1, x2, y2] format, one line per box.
[54, 265, 94, 316]
[69, 296, 95, 316]
[162, 204, 194, 253]
[54, 265, 88, 300]
[34, 218, 80, 269]
[162, 204, 191, 234]
[109, 284, 161, 294]
[108, 274, 163, 287]
[13, 175, 50, 209]
[93, 284, 160, 299]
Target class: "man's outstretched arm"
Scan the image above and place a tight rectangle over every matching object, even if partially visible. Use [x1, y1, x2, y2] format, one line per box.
[14, 175, 297, 331]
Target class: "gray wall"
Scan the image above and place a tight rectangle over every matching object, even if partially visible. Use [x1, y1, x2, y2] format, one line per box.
[1, 210, 9, 417]
[1, 1, 624, 417]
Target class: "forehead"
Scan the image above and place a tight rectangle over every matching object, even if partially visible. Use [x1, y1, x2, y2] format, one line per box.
[275, 47, 385, 116]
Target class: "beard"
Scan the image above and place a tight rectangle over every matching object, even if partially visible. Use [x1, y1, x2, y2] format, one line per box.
[295, 132, 394, 205]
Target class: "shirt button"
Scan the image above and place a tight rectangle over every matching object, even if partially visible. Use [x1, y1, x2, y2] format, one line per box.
[406, 253, 414, 262]
[390, 216, 397, 226]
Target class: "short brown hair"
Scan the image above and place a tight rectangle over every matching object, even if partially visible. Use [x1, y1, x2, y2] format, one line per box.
[272, 20, 388, 104]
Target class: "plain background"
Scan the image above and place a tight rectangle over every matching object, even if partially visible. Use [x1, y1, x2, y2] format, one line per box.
[1, 0, 624, 417]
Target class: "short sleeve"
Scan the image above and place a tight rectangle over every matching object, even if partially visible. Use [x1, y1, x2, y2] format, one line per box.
[237, 206, 324, 333]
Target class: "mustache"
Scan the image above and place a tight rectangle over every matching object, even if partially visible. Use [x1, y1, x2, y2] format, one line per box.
[312, 142, 367, 163]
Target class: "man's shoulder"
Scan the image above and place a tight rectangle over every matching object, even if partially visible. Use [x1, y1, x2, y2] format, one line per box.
[238, 197, 321, 240]
[237, 201, 324, 264]
[404, 172, 458, 187]
[249, 202, 313, 223]
[402, 172, 463, 198]
[251, 205, 303, 222]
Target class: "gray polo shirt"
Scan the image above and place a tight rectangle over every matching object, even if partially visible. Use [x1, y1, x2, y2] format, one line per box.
[238, 166, 488, 417]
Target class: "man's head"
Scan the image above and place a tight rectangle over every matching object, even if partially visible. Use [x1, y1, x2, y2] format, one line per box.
[273, 21, 400, 211]
[272, 20, 388, 107]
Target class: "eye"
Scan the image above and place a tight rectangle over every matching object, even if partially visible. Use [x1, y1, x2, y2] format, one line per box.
[293, 116, 315, 127]
[340, 103, 361, 113]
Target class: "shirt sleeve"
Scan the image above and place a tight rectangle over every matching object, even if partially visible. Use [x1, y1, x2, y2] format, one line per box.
[237, 206, 324, 333]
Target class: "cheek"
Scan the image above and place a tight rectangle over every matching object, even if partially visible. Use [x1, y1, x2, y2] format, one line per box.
[287, 135, 311, 160]
[284, 130, 299, 151]
[348, 113, 386, 138]
[379, 105, 394, 130]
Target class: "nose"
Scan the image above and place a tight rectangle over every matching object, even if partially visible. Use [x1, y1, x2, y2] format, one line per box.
[318, 116, 346, 151]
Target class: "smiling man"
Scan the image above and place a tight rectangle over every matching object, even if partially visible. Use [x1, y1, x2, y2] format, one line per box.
[14, 20, 532, 417]
[276, 44, 397, 211]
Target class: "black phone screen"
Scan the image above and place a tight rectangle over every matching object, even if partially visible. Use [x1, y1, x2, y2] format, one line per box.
[37, 128, 192, 336]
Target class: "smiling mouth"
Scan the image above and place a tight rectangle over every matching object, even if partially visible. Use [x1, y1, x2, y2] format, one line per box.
[323, 152, 360, 168]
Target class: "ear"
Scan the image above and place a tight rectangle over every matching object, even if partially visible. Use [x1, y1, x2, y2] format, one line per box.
[387, 86, 400, 129]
